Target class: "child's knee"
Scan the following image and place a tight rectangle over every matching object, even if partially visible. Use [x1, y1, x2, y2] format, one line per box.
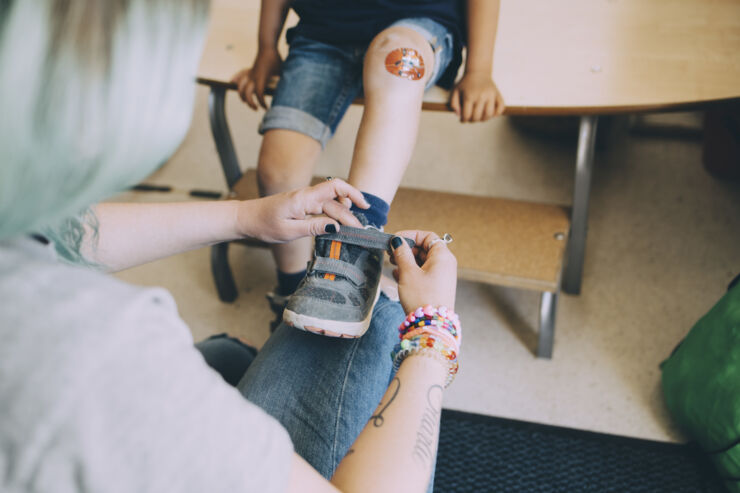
[257, 156, 300, 196]
[257, 136, 317, 196]
[364, 27, 434, 87]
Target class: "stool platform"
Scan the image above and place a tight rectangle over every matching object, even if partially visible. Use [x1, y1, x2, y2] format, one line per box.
[233, 171, 569, 292]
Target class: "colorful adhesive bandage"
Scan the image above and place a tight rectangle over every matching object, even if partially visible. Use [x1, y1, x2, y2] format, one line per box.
[391, 305, 461, 388]
[385, 47, 425, 81]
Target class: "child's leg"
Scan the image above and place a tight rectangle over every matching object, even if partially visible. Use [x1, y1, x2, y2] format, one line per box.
[347, 26, 436, 205]
[253, 34, 363, 297]
[257, 129, 322, 277]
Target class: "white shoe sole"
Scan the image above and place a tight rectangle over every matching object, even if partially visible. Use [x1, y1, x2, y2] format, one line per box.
[283, 283, 381, 338]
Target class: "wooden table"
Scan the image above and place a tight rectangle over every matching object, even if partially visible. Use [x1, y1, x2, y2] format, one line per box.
[197, 0, 740, 358]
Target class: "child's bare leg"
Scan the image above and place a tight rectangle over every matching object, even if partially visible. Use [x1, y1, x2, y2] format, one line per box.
[348, 27, 435, 204]
[257, 129, 322, 283]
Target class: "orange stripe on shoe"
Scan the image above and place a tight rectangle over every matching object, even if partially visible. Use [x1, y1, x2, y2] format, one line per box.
[324, 240, 342, 280]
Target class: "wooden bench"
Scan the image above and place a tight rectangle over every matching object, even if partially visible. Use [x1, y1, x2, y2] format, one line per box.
[224, 170, 570, 357]
[197, 0, 740, 358]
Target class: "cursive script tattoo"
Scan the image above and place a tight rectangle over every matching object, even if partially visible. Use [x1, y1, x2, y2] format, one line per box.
[412, 384, 443, 467]
[370, 377, 401, 427]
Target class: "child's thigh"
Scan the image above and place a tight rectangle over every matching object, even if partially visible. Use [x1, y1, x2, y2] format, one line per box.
[260, 35, 364, 148]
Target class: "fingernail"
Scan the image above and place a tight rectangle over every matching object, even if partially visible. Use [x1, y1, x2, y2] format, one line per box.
[324, 224, 337, 233]
[391, 236, 403, 250]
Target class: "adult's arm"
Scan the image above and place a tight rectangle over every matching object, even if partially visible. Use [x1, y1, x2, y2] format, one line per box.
[288, 355, 448, 493]
[287, 231, 459, 493]
[83, 179, 368, 272]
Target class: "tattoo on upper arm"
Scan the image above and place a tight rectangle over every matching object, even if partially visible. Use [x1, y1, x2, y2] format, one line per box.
[370, 377, 400, 427]
[385, 48, 425, 81]
[412, 384, 444, 468]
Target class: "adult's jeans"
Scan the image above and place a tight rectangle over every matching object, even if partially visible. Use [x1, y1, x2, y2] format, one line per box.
[196, 293, 435, 489]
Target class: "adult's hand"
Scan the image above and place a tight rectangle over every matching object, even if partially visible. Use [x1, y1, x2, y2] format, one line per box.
[231, 48, 282, 110]
[237, 179, 369, 243]
[389, 230, 458, 313]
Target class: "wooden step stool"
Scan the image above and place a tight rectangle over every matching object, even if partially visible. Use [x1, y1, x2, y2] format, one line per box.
[216, 169, 569, 359]
[201, 80, 570, 358]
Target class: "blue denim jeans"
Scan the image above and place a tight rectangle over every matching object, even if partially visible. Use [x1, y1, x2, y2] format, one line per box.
[196, 293, 435, 489]
[260, 17, 456, 147]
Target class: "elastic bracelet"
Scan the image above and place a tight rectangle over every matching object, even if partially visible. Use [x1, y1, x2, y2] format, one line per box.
[390, 305, 462, 388]
[400, 327, 458, 352]
[398, 305, 461, 348]
[391, 340, 459, 388]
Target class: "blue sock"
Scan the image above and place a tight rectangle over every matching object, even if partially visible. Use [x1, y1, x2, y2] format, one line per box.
[351, 192, 389, 229]
[276, 269, 306, 296]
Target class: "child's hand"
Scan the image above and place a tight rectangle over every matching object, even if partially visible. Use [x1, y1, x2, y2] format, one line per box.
[449, 72, 504, 123]
[231, 48, 282, 110]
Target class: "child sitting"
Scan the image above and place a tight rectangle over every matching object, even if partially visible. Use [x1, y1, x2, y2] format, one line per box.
[232, 0, 504, 337]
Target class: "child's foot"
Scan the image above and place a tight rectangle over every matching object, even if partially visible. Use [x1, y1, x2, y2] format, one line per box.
[265, 290, 290, 333]
[283, 225, 412, 338]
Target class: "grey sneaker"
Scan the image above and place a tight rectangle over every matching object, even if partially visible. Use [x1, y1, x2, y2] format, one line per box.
[282, 225, 414, 338]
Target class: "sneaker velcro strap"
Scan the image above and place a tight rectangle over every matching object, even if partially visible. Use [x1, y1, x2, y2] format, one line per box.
[313, 257, 367, 286]
[320, 226, 415, 253]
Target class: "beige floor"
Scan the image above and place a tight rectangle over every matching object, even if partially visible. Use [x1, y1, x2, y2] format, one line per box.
[114, 85, 740, 444]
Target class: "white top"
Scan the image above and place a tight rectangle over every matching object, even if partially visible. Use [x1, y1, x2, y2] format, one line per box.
[0, 237, 292, 493]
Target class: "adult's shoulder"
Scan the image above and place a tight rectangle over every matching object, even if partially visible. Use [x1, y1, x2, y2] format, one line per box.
[0, 237, 189, 453]
[0, 237, 185, 345]
[0, 239, 293, 492]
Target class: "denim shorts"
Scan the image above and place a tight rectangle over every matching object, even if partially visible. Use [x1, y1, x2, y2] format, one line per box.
[260, 17, 456, 148]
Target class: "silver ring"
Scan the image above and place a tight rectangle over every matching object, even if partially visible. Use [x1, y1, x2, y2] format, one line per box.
[429, 233, 453, 249]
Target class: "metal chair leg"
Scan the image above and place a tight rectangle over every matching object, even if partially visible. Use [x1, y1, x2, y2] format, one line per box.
[562, 115, 599, 295]
[211, 243, 238, 303]
[206, 87, 243, 301]
[207, 86, 243, 190]
[537, 291, 558, 359]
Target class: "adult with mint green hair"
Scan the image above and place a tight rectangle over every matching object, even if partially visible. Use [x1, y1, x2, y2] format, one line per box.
[0, 1, 464, 492]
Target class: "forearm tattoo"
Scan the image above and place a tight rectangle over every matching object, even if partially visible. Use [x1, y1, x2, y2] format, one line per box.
[412, 385, 444, 468]
[370, 377, 400, 427]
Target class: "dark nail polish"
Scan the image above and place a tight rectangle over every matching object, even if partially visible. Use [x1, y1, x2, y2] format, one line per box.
[391, 236, 403, 249]
[324, 224, 337, 233]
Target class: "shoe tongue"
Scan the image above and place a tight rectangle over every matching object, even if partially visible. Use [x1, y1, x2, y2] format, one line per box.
[352, 209, 370, 227]
[315, 209, 372, 262]
[315, 235, 363, 265]
[314, 216, 382, 277]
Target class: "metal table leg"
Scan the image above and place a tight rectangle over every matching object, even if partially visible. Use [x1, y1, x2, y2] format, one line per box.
[207, 86, 242, 302]
[537, 290, 558, 358]
[562, 115, 599, 295]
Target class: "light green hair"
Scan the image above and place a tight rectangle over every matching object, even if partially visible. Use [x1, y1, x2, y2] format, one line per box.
[0, 0, 209, 261]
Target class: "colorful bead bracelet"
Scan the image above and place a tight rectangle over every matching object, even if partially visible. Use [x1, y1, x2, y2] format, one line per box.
[391, 305, 462, 388]
[391, 335, 459, 388]
[399, 305, 461, 348]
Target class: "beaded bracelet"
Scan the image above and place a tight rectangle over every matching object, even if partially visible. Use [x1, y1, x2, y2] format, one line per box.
[391, 305, 462, 388]
[399, 305, 461, 348]
[391, 336, 459, 388]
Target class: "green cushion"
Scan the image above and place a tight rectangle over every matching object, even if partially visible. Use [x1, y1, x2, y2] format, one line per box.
[661, 281, 740, 491]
